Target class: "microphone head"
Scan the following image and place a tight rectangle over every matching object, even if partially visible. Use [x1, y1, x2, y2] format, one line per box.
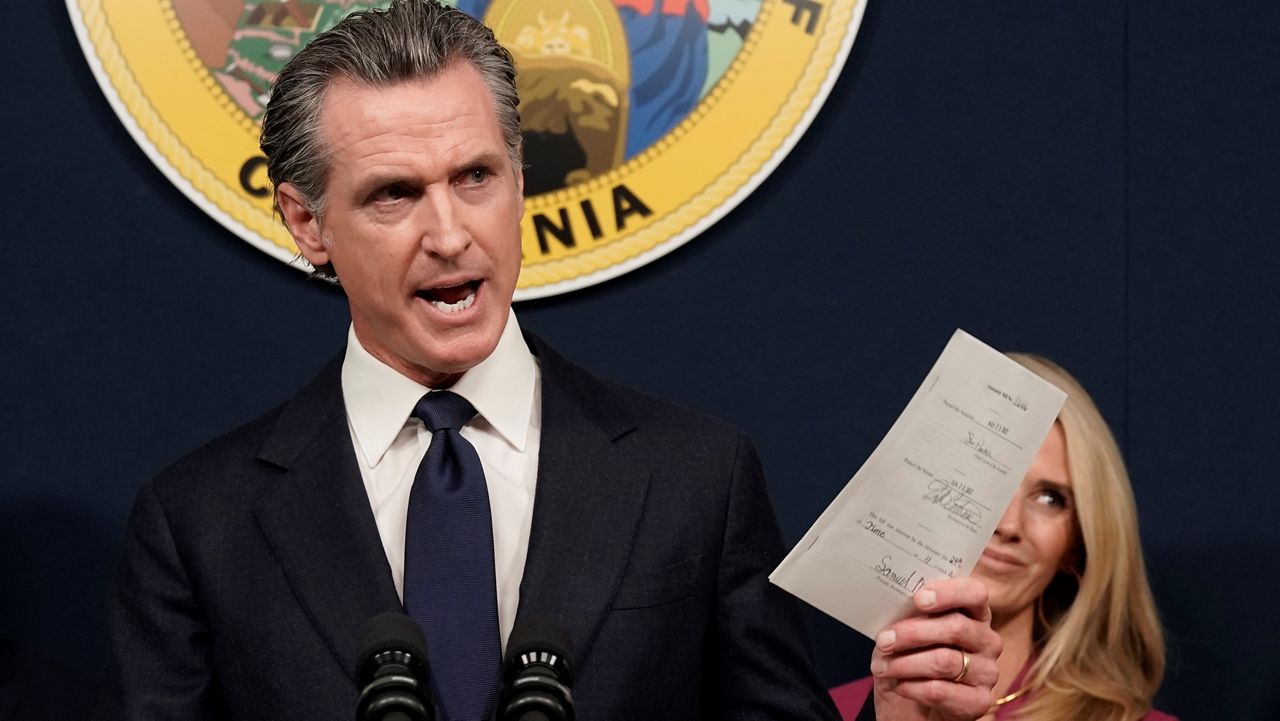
[357, 612, 429, 686]
[504, 617, 573, 684]
[499, 618, 575, 721]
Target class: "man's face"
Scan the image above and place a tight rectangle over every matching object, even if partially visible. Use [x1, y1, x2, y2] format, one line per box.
[278, 62, 524, 387]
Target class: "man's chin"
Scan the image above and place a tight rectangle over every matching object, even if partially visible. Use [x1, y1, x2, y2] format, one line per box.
[410, 333, 503, 386]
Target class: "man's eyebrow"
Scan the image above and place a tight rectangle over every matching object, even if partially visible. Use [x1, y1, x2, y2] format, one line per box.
[351, 172, 417, 198]
[453, 150, 506, 173]
[358, 172, 412, 188]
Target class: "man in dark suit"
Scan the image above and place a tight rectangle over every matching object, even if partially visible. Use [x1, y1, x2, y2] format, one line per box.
[95, 2, 1000, 720]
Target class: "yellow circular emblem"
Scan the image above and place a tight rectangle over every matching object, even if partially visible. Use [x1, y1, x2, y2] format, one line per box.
[67, 0, 866, 298]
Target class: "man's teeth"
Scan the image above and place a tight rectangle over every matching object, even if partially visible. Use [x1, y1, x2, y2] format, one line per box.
[429, 291, 476, 313]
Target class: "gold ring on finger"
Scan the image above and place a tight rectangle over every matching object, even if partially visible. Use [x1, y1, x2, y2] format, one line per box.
[952, 650, 971, 683]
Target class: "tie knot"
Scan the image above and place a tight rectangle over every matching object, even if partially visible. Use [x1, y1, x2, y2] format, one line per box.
[412, 391, 478, 432]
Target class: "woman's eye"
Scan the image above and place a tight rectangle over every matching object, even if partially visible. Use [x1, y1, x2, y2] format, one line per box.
[1032, 489, 1068, 509]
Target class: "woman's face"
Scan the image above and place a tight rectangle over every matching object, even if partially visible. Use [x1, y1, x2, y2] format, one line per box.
[974, 423, 1078, 622]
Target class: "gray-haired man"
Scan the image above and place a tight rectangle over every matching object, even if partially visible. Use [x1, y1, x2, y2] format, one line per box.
[95, 3, 999, 720]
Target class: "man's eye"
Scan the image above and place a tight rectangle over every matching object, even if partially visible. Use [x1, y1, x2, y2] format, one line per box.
[373, 184, 411, 202]
[462, 168, 489, 185]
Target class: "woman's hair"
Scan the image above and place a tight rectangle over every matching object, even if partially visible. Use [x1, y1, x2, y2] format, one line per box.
[1007, 354, 1166, 721]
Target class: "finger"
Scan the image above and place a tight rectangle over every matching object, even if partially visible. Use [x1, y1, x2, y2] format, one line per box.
[912, 576, 991, 622]
[875, 610, 1002, 656]
[870, 644, 998, 689]
[888, 677, 995, 721]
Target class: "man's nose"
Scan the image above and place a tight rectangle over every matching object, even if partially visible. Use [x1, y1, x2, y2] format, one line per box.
[417, 187, 471, 259]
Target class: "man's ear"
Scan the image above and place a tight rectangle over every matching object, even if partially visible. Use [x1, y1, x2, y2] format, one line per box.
[276, 182, 329, 267]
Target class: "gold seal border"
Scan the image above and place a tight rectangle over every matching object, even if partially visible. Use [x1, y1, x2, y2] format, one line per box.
[67, 0, 304, 266]
[66, 0, 868, 296]
[161, 2, 259, 136]
[517, 0, 866, 297]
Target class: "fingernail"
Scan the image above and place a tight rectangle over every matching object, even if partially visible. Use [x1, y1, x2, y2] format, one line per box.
[918, 589, 937, 609]
[875, 630, 895, 650]
[870, 658, 887, 676]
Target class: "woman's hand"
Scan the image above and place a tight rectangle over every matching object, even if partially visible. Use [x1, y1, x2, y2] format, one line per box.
[870, 577, 1002, 721]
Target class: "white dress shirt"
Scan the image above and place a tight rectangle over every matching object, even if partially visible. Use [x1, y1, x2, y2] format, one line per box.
[340, 310, 541, 650]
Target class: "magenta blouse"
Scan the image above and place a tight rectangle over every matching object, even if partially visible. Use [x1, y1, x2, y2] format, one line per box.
[829, 662, 1178, 721]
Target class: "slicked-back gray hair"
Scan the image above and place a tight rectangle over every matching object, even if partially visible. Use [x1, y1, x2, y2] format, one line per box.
[261, 0, 521, 225]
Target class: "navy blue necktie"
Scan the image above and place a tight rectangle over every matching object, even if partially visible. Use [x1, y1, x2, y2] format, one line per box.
[404, 391, 502, 721]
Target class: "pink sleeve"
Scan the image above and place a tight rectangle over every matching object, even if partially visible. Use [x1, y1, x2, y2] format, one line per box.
[829, 677, 874, 720]
[1144, 709, 1179, 721]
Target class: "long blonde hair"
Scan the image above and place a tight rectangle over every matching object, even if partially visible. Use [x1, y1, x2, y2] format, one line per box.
[1006, 354, 1166, 721]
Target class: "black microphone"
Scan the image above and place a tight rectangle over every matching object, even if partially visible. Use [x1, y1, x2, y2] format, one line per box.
[356, 612, 434, 721]
[496, 618, 575, 721]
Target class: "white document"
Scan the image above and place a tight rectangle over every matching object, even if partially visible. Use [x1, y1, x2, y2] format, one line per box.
[770, 330, 1067, 638]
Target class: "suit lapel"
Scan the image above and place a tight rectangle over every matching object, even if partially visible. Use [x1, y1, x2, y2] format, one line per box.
[515, 337, 650, 668]
[252, 355, 402, 681]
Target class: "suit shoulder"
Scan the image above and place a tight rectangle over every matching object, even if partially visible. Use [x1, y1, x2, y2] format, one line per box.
[147, 401, 288, 497]
[533, 334, 748, 449]
[169, 401, 287, 468]
[145, 354, 344, 508]
[597, 375, 743, 439]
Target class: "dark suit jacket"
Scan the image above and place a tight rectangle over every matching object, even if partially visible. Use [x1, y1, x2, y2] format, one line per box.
[93, 335, 838, 720]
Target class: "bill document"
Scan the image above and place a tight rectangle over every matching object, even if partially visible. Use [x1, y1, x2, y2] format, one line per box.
[770, 330, 1068, 638]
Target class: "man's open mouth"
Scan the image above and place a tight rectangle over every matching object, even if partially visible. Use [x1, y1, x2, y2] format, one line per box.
[417, 280, 480, 314]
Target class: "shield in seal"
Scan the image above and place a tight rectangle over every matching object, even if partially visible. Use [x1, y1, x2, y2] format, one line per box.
[66, 0, 867, 299]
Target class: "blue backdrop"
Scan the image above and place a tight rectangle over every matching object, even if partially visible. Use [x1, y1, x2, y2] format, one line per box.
[2, 1, 1277, 718]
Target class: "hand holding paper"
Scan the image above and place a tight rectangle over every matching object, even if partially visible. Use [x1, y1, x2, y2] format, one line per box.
[869, 576, 1003, 721]
[772, 331, 1065, 720]
[771, 330, 1067, 637]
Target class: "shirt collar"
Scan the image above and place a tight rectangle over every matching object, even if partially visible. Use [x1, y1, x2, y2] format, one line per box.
[341, 309, 537, 467]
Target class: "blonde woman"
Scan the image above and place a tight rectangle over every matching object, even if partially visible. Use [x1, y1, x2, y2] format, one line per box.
[832, 354, 1175, 721]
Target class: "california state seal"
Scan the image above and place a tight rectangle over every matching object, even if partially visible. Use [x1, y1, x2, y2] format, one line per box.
[67, 0, 866, 298]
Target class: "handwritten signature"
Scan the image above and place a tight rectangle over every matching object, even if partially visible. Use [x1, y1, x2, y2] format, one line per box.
[874, 555, 926, 594]
[962, 431, 994, 458]
[923, 480, 983, 524]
